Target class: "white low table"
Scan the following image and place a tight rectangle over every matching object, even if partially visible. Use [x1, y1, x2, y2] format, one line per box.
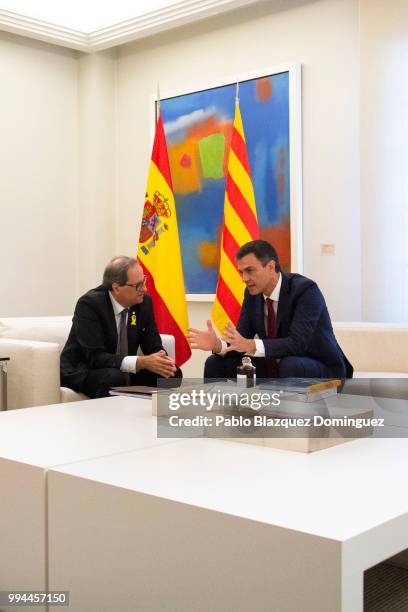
[0, 396, 178, 611]
[48, 431, 408, 612]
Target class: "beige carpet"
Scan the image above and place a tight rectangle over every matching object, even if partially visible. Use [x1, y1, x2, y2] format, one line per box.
[365, 563, 408, 611]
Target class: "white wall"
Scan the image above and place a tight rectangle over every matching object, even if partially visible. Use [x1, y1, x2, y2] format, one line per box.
[0, 34, 118, 316]
[116, 0, 360, 376]
[0, 33, 79, 316]
[360, 0, 408, 322]
[77, 50, 117, 296]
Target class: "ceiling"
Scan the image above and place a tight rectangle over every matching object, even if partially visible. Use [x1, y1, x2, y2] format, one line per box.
[0, 0, 264, 52]
[0, 0, 187, 32]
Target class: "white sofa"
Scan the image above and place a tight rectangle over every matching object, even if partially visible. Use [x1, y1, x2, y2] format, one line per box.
[0, 317, 407, 410]
[0, 316, 175, 410]
[332, 322, 408, 378]
[332, 322, 408, 400]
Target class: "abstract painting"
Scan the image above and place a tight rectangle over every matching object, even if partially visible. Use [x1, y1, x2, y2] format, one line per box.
[160, 69, 297, 296]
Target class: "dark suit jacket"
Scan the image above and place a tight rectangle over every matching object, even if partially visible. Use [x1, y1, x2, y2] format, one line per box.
[237, 273, 353, 378]
[60, 286, 164, 391]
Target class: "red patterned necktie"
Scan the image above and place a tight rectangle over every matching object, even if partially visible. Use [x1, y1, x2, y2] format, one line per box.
[266, 298, 279, 378]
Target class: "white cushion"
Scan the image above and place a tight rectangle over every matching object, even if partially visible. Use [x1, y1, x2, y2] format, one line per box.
[60, 387, 88, 402]
[159, 334, 175, 359]
[333, 322, 408, 373]
[0, 316, 71, 352]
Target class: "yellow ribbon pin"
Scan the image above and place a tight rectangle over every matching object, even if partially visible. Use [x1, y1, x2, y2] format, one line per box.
[130, 313, 137, 326]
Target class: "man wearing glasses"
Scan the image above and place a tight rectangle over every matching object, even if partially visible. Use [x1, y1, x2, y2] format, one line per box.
[61, 256, 181, 398]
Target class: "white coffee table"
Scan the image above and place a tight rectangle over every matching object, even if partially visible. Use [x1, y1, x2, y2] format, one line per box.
[0, 396, 179, 611]
[47, 420, 408, 611]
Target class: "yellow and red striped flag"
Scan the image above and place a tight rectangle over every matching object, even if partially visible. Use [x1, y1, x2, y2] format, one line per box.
[137, 113, 191, 365]
[211, 99, 259, 333]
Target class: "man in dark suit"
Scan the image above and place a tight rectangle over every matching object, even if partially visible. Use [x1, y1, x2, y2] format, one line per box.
[61, 256, 181, 398]
[188, 240, 353, 379]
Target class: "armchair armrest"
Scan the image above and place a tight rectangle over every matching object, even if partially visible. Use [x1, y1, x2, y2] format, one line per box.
[0, 339, 60, 409]
[160, 334, 175, 359]
[136, 334, 175, 359]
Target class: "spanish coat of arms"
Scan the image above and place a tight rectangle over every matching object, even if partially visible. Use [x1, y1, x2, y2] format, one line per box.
[139, 190, 171, 253]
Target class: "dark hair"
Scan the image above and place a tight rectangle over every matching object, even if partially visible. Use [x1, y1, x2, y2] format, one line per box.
[236, 240, 281, 272]
[102, 256, 138, 289]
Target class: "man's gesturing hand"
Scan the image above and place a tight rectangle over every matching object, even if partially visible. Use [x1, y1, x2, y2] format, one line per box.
[187, 319, 221, 352]
[222, 322, 256, 354]
[137, 350, 177, 378]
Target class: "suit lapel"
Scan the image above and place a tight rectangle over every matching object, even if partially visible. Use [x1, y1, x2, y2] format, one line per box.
[127, 304, 140, 355]
[105, 291, 119, 351]
[276, 273, 290, 334]
[254, 294, 266, 338]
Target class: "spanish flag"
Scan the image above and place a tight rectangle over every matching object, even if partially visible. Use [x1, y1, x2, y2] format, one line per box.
[137, 113, 191, 365]
[211, 98, 259, 333]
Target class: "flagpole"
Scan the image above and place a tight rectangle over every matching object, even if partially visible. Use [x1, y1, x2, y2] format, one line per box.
[211, 78, 259, 333]
[156, 82, 161, 122]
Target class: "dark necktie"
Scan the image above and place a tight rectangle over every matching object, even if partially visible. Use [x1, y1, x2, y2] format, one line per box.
[266, 298, 279, 378]
[266, 298, 276, 339]
[117, 308, 128, 356]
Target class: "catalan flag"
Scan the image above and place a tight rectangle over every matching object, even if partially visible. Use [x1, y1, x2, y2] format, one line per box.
[211, 98, 259, 333]
[137, 113, 191, 365]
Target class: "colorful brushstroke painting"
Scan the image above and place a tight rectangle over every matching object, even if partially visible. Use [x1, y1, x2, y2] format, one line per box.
[160, 72, 290, 294]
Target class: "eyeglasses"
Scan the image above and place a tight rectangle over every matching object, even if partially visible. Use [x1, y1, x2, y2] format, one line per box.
[124, 276, 147, 291]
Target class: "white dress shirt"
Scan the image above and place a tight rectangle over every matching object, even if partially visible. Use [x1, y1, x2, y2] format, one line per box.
[215, 273, 282, 357]
[109, 292, 138, 373]
[253, 272, 282, 357]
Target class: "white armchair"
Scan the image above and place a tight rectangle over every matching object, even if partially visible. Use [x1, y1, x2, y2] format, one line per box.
[0, 316, 175, 410]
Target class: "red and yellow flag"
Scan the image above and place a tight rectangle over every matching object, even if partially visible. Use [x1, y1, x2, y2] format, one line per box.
[137, 113, 191, 365]
[211, 100, 259, 333]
